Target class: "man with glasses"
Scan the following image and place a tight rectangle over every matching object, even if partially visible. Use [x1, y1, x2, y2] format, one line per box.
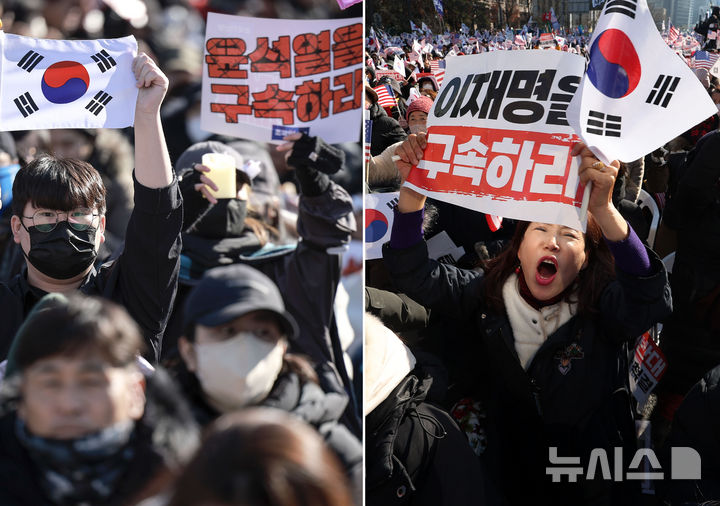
[0, 53, 182, 363]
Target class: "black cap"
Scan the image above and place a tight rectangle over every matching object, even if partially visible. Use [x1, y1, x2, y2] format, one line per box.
[183, 264, 298, 340]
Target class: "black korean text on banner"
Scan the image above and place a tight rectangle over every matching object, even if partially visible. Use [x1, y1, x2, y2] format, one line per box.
[201, 14, 363, 144]
[431, 69, 580, 127]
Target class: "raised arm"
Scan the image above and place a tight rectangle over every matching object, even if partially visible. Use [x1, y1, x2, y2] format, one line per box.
[132, 53, 172, 189]
[394, 132, 429, 214]
[110, 54, 182, 361]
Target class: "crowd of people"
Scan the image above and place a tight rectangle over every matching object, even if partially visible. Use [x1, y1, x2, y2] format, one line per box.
[0, 0, 363, 504]
[364, 14, 720, 506]
[1, 0, 720, 504]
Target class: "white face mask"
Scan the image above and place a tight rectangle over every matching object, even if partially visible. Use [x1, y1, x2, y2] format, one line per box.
[409, 124, 426, 135]
[194, 332, 285, 413]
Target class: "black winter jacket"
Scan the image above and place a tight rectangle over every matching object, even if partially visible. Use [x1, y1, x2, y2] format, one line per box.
[0, 175, 182, 362]
[366, 372, 492, 505]
[165, 171, 359, 433]
[660, 363, 720, 504]
[383, 239, 672, 505]
[660, 130, 720, 394]
[369, 102, 407, 157]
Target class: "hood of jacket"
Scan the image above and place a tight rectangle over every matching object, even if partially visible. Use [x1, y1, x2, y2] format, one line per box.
[365, 372, 432, 487]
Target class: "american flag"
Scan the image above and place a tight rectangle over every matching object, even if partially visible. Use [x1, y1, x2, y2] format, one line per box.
[430, 59, 445, 87]
[372, 83, 396, 109]
[668, 23, 679, 44]
[693, 50, 719, 70]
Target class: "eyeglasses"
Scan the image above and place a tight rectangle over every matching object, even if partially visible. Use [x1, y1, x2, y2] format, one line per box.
[22, 208, 99, 233]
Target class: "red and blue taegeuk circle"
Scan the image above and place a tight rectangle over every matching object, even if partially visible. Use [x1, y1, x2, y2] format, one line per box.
[41, 61, 90, 104]
[365, 208, 389, 242]
[587, 29, 641, 99]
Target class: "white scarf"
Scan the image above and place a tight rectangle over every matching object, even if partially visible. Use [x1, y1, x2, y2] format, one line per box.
[364, 315, 416, 416]
[502, 273, 576, 370]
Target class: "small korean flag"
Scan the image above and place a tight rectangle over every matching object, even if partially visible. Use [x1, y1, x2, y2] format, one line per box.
[365, 192, 398, 260]
[0, 32, 138, 131]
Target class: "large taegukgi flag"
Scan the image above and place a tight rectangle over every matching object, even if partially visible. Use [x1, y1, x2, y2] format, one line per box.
[567, 0, 716, 163]
[0, 32, 138, 131]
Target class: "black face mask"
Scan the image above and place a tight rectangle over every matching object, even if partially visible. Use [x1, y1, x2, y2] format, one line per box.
[191, 199, 248, 239]
[22, 221, 98, 280]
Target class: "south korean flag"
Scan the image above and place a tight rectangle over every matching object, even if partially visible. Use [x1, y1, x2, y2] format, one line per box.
[567, 0, 716, 163]
[0, 32, 138, 131]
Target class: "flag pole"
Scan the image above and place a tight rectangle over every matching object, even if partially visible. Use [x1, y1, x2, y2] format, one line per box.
[580, 181, 592, 223]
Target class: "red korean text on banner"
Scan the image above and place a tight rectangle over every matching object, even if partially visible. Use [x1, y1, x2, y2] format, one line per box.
[202, 13, 362, 144]
[249, 36, 291, 77]
[206, 38, 248, 78]
[293, 31, 331, 77]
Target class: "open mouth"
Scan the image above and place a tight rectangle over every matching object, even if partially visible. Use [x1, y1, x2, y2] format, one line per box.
[535, 256, 558, 286]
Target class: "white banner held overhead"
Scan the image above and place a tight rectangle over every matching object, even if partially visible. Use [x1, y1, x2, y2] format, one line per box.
[0, 33, 138, 131]
[567, 0, 716, 163]
[202, 13, 362, 144]
[404, 50, 591, 231]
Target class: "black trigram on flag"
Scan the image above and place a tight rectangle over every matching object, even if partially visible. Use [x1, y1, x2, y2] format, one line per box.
[91, 50, 117, 73]
[604, 0, 637, 18]
[645, 75, 681, 108]
[17, 50, 44, 72]
[586, 110, 621, 137]
[85, 91, 113, 116]
[14, 92, 39, 117]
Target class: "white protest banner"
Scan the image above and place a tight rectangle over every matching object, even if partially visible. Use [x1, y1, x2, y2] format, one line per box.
[629, 331, 667, 407]
[567, 0, 716, 163]
[375, 69, 405, 82]
[365, 192, 398, 260]
[0, 32, 137, 131]
[539, 32, 556, 48]
[202, 13, 362, 144]
[404, 50, 591, 231]
[393, 56, 406, 77]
